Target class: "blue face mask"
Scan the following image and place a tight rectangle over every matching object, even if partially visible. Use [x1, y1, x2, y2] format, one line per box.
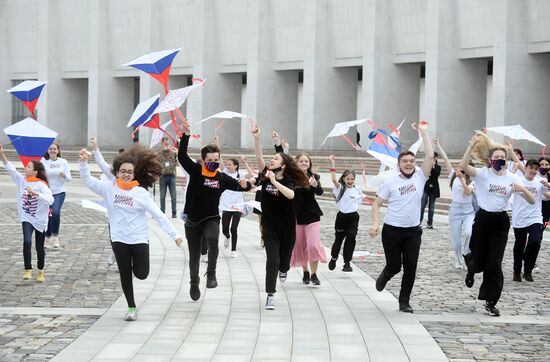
[204, 161, 219, 172]
[490, 159, 506, 171]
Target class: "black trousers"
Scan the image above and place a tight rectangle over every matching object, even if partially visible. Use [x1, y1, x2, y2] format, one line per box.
[185, 217, 220, 285]
[111, 241, 150, 308]
[513, 223, 543, 275]
[542, 200, 550, 233]
[380, 224, 422, 304]
[263, 226, 295, 294]
[222, 211, 242, 251]
[465, 209, 510, 304]
[331, 211, 359, 264]
[22, 222, 45, 270]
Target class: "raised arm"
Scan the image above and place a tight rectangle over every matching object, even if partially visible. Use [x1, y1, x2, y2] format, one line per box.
[240, 156, 254, 178]
[459, 133, 481, 177]
[252, 125, 266, 171]
[90, 137, 115, 180]
[329, 155, 339, 188]
[178, 134, 200, 173]
[434, 137, 453, 175]
[506, 143, 526, 174]
[457, 169, 474, 195]
[0, 144, 23, 184]
[419, 123, 435, 177]
[79, 149, 109, 197]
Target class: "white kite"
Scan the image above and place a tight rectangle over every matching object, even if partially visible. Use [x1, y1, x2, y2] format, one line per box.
[196, 111, 250, 125]
[158, 79, 206, 113]
[150, 120, 173, 148]
[485, 124, 546, 147]
[318, 118, 368, 149]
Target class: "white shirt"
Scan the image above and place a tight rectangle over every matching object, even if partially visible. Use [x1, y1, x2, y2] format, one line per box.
[449, 170, 474, 204]
[512, 176, 546, 228]
[80, 161, 180, 245]
[472, 167, 522, 212]
[507, 160, 526, 177]
[5, 162, 54, 232]
[378, 171, 428, 227]
[41, 157, 72, 194]
[332, 185, 363, 213]
[219, 169, 247, 212]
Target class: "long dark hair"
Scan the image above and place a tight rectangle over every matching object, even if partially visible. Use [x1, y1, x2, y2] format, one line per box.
[450, 161, 474, 188]
[228, 158, 240, 179]
[514, 148, 524, 161]
[271, 152, 309, 187]
[43, 142, 61, 160]
[539, 157, 550, 181]
[30, 160, 49, 184]
[112, 144, 162, 189]
[336, 169, 356, 202]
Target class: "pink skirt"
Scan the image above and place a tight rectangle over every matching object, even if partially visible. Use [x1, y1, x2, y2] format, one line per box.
[290, 221, 327, 267]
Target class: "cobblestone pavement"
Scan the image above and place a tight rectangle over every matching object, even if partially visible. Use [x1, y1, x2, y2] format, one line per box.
[317, 199, 550, 361]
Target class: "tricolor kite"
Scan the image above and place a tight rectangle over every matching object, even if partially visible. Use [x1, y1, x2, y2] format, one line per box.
[4, 117, 57, 166]
[123, 48, 182, 92]
[6, 81, 47, 119]
[127, 94, 161, 129]
[367, 129, 401, 169]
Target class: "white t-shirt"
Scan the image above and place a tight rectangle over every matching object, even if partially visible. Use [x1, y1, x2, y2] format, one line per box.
[378, 171, 428, 227]
[472, 167, 522, 212]
[512, 176, 545, 228]
[332, 185, 363, 213]
[5, 162, 54, 232]
[449, 170, 474, 204]
[41, 157, 72, 195]
[219, 169, 247, 212]
[507, 160, 526, 176]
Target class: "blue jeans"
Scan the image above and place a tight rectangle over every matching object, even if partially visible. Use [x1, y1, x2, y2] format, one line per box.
[22, 221, 45, 270]
[159, 174, 177, 215]
[47, 192, 66, 237]
[449, 202, 475, 262]
[420, 191, 436, 225]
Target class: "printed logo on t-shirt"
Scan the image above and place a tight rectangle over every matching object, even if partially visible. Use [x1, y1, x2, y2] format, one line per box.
[488, 183, 509, 196]
[114, 194, 134, 207]
[525, 185, 537, 194]
[203, 178, 220, 189]
[22, 193, 38, 216]
[49, 163, 62, 169]
[399, 183, 416, 196]
[266, 184, 279, 196]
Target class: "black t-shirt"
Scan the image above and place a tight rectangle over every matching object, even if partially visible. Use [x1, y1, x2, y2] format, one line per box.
[294, 173, 323, 225]
[260, 167, 296, 230]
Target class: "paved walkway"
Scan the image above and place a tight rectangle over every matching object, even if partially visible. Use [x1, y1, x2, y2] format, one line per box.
[52, 218, 446, 362]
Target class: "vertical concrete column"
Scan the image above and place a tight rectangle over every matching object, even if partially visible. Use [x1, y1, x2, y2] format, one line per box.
[423, 0, 487, 153]
[244, 0, 298, 149]
[361, 0, 420, 146]
[300, 0, 357, 150]
[492, 0, 550, 152]
[0, 6, 11, 143]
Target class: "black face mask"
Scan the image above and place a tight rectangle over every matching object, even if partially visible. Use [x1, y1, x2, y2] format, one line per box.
[490, 159, 506, 171]
[400, 168, 415, 179]
[539, 167, 549, 176]
[271, 166, 283, 174]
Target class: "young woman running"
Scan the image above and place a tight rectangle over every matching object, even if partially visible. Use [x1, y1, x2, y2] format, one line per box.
[252, 126, 309, 310]
[460, 133, 535, 317]
[538, 157, 550, 232]
[435, 137, 476, 269]
[79, 145, 182, 321]
[328, 156, 364, 273]
[511, 159, 550, 282]
[41, 142, 71, 249]
[178, 128, 251, 301]
[1, 145, 53, 282]
[369, 122, 434, 313]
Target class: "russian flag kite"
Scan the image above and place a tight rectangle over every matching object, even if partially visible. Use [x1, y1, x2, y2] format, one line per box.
[123, 48, 182, 91]
[6, 81, 47, 119]
[127, 94, 161, 129]
[367, 129, 400, 169]
[4, 117, 57, 166]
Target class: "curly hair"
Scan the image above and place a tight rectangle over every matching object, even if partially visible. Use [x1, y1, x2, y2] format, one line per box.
[470, 131, 508, 166]
[275, 152, 309, 188]
[111, 144, 162, 189]
[42, 142, 61, 160]
[29, 160, 49, 184]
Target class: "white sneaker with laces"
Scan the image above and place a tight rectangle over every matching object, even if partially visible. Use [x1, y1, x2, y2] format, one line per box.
[52, 236, 60, 248]
[230, 251, 238, 258]
[224, 237, 230, 249]
[455, 260, 462, 269]
[265, 294, 275, 310]
[44, 237, 52, 249]
[107, 252, 115, 266]
[201, 255, 208, 263]
[124, 308, 137, 321]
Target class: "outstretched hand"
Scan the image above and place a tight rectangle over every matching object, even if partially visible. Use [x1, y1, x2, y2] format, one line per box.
[79, 148, 90, 161]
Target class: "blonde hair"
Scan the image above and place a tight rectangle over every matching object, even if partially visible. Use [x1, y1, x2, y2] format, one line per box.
[470, 131, 508, 166]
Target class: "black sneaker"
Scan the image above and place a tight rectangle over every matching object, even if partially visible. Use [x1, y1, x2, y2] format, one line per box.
[465, 271, 475, 288]
[279, 272, 287, 283]
[342, 263, 353, 272]
[172, 212, 177, 218]
[205, 272, 218, 288]
[310, 273, 321, 286]
[513, 272, 522, 282]
[376, 273, 388, 292]
[426, 224, 433, 229]
[302, 271, 310, 285]
[190, 283, 201, 301]
[399, 302, 414, 313]
[328, 258, 337, 271]
[523, 273, 534, 282]
[485, 302, 500, 317]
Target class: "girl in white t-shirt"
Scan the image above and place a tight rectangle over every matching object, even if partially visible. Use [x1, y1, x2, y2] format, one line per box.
[435, 138, 475, 269]
[328, 156, 366, 273]
[460, 132, 535, 317]
[369, 122, 434, 314]
[1, 145, 54, 282]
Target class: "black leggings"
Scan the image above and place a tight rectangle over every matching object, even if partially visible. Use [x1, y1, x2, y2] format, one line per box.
[222, 211, 242, 251]
[263, 226, 295, 294]
[111, 241, 150, 308]
[22, 222, 45, 270]
[185, 217, 220, 285]
[331, 211, 359, 264]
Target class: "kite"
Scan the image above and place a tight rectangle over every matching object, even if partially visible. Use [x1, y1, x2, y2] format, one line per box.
[127, 95, 176, 146]
[196, 111, 251, 125]
[367, 129, 400, 169]
[150, 120, 173, 149]
[6, 81, 47, 119]
[4, 117, 57, 166]
[158, 78, 206, 113]
[485, 124, 546, 155]
[318, 118, 368, 150]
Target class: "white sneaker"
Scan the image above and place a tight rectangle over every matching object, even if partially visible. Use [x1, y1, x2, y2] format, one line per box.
[230, 251, 238, 258]
[124, 307, 137, 321]
[44, 237, 52, 249]
[51, 236, 60, 249]
[265, 294, 275, 310]
[455, 260, 462, 269]
[107, 252, 115, 266]
[201, 255, 208, 263]
[224, 237, 230, 249]
[533, 264, 540, 274]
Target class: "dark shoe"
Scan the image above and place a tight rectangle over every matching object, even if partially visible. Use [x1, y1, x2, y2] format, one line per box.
[376, 273, 388, 292]
[513, 272, 522, 282]
[485, 302, 500, 317]
[523, 273, 534, 282]
[426, 224, 433, 229]
[302, 271, 310, 285]
[310, 273, 321, 286]
[328, 258, 337, 271]
[279, 272, 287, 283]
[399, 302, 414, 313]
[465, 271, 474, 288]
[190, 283, 201, 301]
[342, 263, 353, 272]
[206, 272, 218, 289]
[172, 212, 177, 218]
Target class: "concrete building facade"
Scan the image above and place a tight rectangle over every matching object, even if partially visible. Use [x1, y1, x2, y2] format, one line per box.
[1, 0, 549, 153]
